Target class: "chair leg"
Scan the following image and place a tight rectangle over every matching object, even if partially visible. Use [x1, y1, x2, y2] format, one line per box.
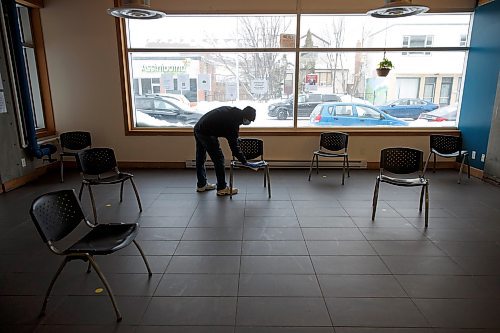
[78, 183, 84, 200]
[86, 258, 92, 273]
[263, 167, 267, 188]
[423, 152, 432, 177]
[40, 257, 69, 317]
[60, 157, 64, 183]
[308, 154, 315, 181]
[341, 157, 346, 185]
[229, 164, 234, 200]
[458, 154, 466, 184]
[133, 240, 152, 276]
[466, 154, 471, 179]
[130, 178, 143, 212]
[371, 178, 380, 221]
[266, 166, 271, 198]
[315, 154, 319, 175]
[87, 185, 98, 224]
[346, 156, 350, 177]
[419, 185, 425, 212]
[87, 255, 122, 322]
[120, 181, 124, 202]
[433, 153, 437, 173]
[424, 184, 429, 228]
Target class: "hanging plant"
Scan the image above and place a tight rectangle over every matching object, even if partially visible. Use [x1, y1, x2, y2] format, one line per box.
[376, 55, 394, 77]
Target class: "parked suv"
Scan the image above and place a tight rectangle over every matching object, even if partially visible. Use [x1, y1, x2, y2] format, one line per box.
[134, 95, 202, 125]
[268, 93, 341, 120]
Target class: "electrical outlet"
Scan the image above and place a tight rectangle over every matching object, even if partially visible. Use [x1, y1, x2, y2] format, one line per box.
[21, 158, 26, 167]
[471, 151, 476, 159]
[481, 154, 485, 162]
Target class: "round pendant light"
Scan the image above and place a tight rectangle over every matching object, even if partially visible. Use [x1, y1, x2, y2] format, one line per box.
[107, 0, 166, 20]
[367, 0, 429, 18]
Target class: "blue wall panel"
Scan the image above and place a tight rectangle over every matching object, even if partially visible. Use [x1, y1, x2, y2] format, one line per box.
[460, 0, 500, 169]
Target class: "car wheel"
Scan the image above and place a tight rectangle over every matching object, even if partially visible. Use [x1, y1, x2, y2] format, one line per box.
[277, 108, 288, 120]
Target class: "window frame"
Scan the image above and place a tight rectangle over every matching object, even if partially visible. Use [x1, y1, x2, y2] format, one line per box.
[115, 13, 470, 136]
[15, 0, 55, 138]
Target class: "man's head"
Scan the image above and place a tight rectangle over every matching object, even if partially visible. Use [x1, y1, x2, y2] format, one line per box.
[242, 106, 256, 125]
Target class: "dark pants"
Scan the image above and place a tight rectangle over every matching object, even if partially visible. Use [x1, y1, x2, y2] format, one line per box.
[194, 130, 226, 190]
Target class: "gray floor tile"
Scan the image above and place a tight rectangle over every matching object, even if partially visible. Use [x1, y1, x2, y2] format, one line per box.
[244, 216, 300, 228]
[142, 297, 237, 325]
[166, 256, 240, 274]
[318, 275, 407, 297]
[326, 298, 428, 327]
[238, 274, 322, 296]
[182, 227, 243, 241]
[298, 216, 356, 228]
[236, 328, 334, 333]
[381, 256, 466, 275]
[306, 240, 376, 256]
[302, 228, 365, 241]
[243, 228, 303, 241]
[396, 275, 491, 299]
[175, 241, 242, 255]
[414, 299, 500, 328]
[369, 241, 446, 256]
[242, 241, 308, 255]
[241, 256, 314, 274]
[311, 256, 390, 274]
[155, 274, 239, 296]
[236, 297, 331, 326]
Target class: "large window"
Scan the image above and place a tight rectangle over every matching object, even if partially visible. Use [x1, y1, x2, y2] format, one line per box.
[123, 13, 470, 131]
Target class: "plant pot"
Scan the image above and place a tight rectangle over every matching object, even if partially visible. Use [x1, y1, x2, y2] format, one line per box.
[376, 68, 391, 77]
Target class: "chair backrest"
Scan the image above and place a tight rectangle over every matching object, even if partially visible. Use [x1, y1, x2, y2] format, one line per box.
[238, 138, 264, 160]
[430, 134, 462, 154]
[60, 131, 91, 151]
[380, 147, 423, 175]
[320, 132, 349, 152]
[30, 190, 86, 243]
[78, 148, 117, 175]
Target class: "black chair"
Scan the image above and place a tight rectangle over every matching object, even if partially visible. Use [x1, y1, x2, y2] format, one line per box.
[229, 138, 271, 199]
[308, 132, 350, 185]
[424, 134, 470, 184]
[372, 147, 430, 227]
[59, 131, 92, 183]
[77, 148, 142, 223]
[30, 189, 152, 322]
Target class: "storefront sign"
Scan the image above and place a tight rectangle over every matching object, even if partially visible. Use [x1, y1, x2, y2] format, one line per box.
[251, 79, 268, 94]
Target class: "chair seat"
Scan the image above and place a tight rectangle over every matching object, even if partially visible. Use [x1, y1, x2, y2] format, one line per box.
[60, 151, 79, 157]
[431, 149, 468, 158]
[231, 161, 268, 169]
[65, 223, 138, 255]
[84, 172, 132, 185]
[314, 150, 347, 158]
[379, 175, 428, 187]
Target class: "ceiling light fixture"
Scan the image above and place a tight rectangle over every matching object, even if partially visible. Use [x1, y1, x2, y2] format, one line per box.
[367, 0, 429, 18]
[107, 0, 166, 20]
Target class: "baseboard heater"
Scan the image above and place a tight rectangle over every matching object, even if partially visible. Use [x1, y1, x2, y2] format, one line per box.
[185, 160, 367, 169]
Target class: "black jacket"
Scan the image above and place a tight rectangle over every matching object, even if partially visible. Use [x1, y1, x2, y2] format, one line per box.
[194, 106, 247, 163]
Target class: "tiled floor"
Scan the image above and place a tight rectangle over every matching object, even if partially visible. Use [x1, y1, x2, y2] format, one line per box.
[1, 168, 500, 332]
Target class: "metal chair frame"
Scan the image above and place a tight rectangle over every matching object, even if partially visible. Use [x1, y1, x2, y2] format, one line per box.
[372, 147, 430, 228]
[229, 138, 271, 199]
[30, 189, 152, 322]
[308, 132, 350, 185]
[59, 131, 92, 183]
[423, 134, 470, 184]
[77, 148, 142, 223]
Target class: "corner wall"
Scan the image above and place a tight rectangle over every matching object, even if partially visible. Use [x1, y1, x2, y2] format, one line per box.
[459, 0, 500, 170]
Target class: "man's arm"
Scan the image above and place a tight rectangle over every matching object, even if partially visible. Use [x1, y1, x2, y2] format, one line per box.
[227, 135, 247, 164]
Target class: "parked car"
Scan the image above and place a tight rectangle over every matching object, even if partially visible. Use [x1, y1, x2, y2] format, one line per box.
[309, 102, 408, 126]
[134, 95, 202, 125]
[418, 104, 458, 122]
[378, 98, 439, 119]
[268, 93, 341, 120]
[145, 93, 191, 107]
